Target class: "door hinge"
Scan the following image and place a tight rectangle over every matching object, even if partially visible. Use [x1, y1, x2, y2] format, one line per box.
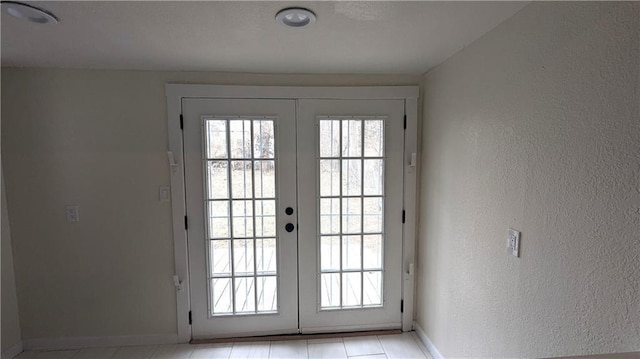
[184, 215, 188, 230]
[188, 310, 192, 325]
[402, 210, 406, 224]
[403, 114, 407, 129]
[400, 300, 404, 313]
[180, 114, 184, 130]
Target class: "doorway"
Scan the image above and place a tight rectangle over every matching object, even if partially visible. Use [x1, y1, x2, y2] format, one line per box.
[166, 86, 418, 341]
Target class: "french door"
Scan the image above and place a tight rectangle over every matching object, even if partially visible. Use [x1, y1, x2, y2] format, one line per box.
[297, 100, 404, 333]
[182, 97, 405, 339]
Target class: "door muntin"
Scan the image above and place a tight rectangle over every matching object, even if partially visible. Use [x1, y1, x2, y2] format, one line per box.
[317, 116, 387, 311]
[202, 116, 280, 317]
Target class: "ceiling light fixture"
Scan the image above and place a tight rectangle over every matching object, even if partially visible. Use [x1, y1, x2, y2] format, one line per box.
[275, 7, 316, 28]
[1, 1, 58, 24]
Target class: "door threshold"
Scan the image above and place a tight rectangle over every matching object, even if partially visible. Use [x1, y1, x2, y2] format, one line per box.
[190, 329, 402, 344]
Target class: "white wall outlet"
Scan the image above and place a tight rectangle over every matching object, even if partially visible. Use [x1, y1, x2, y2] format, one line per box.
[66, 205, 79, 222]
[159, 185, 171, 203]
[507, 228, 520, 257]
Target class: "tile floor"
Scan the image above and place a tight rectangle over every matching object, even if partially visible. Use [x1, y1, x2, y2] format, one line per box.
[15, 332, 432, 359]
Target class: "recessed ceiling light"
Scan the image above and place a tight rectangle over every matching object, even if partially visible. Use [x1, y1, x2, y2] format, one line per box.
[1, 1, 58, 24]
[275, 7, 316, 28]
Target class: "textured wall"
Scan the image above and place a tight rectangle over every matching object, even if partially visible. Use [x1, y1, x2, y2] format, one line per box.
[417, 2, 639, 358]
[0, 69, 420, 341]
[2, 167, 22, 352]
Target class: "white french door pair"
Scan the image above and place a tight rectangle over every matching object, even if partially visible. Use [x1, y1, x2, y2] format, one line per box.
[182, 97, 405, 339]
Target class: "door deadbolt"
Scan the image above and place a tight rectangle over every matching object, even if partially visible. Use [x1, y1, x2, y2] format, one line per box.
[285, 223, 295, 232]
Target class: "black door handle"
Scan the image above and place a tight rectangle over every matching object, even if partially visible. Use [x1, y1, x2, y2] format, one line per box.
[285, 207, 294, 215]
[285, 223, 295, 232]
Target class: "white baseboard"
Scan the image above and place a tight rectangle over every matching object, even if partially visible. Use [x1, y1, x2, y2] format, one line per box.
[413, 321, 444, 359]
[23, 334, 179, 351]
[1, 341, 23, 359]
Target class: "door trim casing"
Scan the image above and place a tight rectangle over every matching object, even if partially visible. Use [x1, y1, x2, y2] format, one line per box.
[165, 85, 419, 342]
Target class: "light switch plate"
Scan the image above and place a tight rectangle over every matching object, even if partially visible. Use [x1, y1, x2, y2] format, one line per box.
[66, 205, 79, 222]
[507, 228, 520, 257]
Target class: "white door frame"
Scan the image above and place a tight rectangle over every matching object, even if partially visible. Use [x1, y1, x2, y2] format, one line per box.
[165, 85, 419, 342]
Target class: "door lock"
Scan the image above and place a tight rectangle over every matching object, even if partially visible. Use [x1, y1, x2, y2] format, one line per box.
[285, 223, 295, 232]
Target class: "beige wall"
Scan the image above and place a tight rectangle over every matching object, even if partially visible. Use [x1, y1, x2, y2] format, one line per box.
[2, 167, 22, 353]
[0, 69, 421, 340]
[417, 2, 639, 358]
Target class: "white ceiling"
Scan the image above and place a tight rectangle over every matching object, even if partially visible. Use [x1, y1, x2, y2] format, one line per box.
[1, 1, 528, 74]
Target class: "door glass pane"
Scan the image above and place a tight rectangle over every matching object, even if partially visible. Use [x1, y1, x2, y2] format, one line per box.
[203, 117, 279, 316]
[320, 236, 340, 271]
[231, 161, 252, 199]
[342, 235, 361, 270]
[205, 120, 228, 159]
[211, 278, 232, 314]
[208, 201, 229, 239]
[229, 120, 251, 158]
[255, 200, 276, 237]
[320, 273, 340, 308]
[363, 160, 383, 196]
[342, 272, 362, 307]
[319, 198, 340, 234]
[317, 116, 386, 310]
[210, 240, 231, 276]
[363, 271, 382, 306]
[342, 120, 362, 157]
[257, 276, 278, 312]
[254, 160, 275, 198]
[256, 238, 277, 275]
[252, 120, 275, 159]
[342, 198, 361, 234]
[319, 120, 340, 158]
[319, 160, 340, 197]
[363, 197, 383, 233]
[363, 235, 382, 270]
[363, 120, 384, 157]
[206, 161, 229, 199]
[234, 277, 256, 313]
[342, 160, 362, 196]
[233, 239, 254, 276]
[232, 200, 253, 238]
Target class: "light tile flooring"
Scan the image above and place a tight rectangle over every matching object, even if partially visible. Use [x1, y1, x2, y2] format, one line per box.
[16, 333, 432, 359]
